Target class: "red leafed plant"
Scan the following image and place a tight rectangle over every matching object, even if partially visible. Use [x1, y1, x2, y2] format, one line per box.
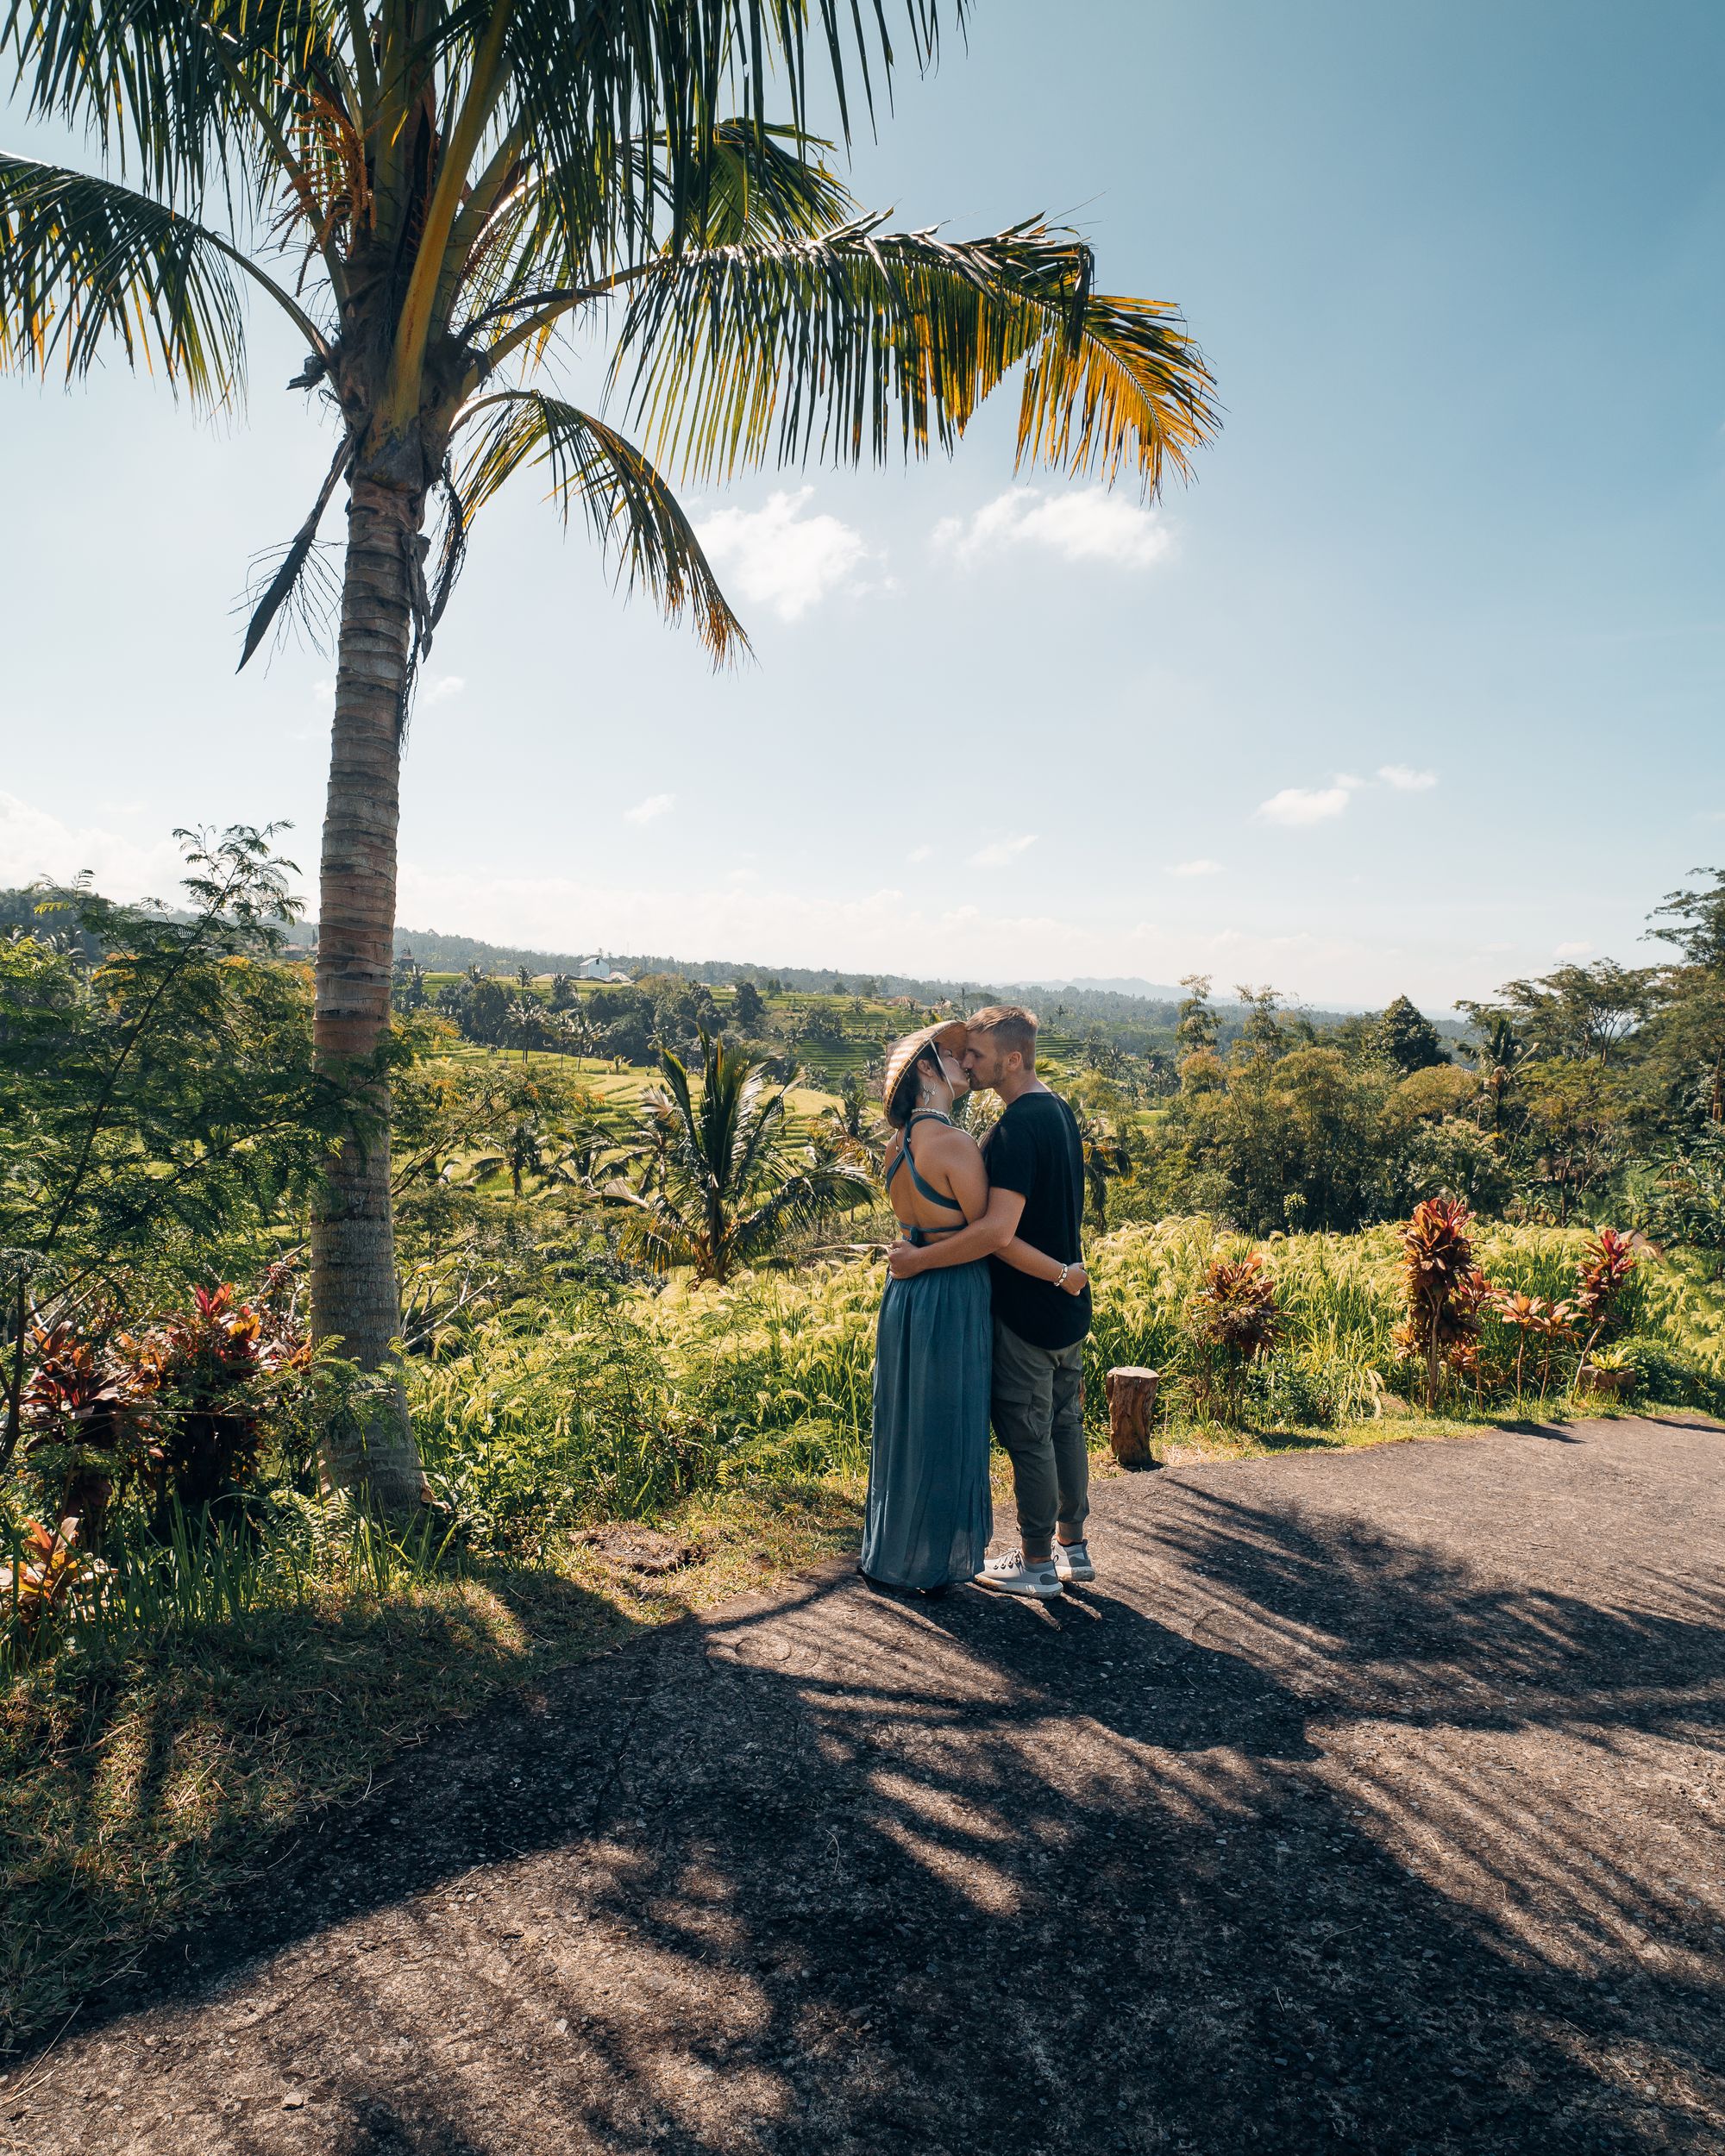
[1491, 1290, 1578, 1401]
[144, 1270, 308, 1513]
[1573, 1228, 1647, 1361]
[0, 1514, 109, 1639]
[20, 1325, 158, 1548]
[1189, 1253, 1282, 1423]
[1397, 1198, 1484, 1410]
[18, 1267, 309, 1537]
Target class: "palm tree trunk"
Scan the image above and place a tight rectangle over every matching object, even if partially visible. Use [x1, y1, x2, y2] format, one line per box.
[310, 476, 429, 1513]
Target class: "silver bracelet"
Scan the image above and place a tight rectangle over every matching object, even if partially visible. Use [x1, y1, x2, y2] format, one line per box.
[1055, 1263, 1070, 1288]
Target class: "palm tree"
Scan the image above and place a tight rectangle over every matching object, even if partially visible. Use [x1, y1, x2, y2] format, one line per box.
[821, 1069, 883, 1167]
[1071, 1105, 1133, 1232]
[609, 1031, 870, 1283]
[469, 1115, 546, 1198]
[1, 5, 1216, 1507]
[503, 986, 543, 1065]
[549, 1002, 599, 1069]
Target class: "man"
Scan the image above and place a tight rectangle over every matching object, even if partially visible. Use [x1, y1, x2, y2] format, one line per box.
[886, 1005, 1092, 1599]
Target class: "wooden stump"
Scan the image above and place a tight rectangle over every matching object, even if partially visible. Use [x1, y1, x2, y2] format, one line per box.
[1105, 1367, 1161, 1470]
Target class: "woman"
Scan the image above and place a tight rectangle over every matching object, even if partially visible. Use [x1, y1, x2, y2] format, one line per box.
[860, 1021, 1086, 1596]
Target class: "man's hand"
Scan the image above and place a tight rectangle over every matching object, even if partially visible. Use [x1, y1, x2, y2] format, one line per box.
[1063, 1263, 1089, 1296]
[887, 1238, 927, 1280]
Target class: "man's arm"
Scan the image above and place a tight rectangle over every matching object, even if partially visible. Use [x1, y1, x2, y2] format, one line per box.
[996, 1233, 1088, 1288]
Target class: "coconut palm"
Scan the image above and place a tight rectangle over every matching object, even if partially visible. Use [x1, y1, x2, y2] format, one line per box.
[502, 986, 543, 1065]
[0, 3, 1217, 1506]
[1071, 1105, 1133, 1232]
[609, 1031, 870, 1283]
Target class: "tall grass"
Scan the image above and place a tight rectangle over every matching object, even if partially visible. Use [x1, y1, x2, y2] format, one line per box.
[0, 1493, 456, 1676]
[401, 1216, 1725, 1555]
[13, 1218, 1723, 1662]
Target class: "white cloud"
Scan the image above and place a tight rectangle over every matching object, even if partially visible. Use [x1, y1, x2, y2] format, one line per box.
[1254, 782, 1357, 827]
[313, 679, 335, 705]
[695, 488, 872, 620]
[1378, 763, 1438, 792]
[1554, 940, 1594, 959]
[933, 486, 1173, 571]
[624, 793, 675, 826]
[0, 791, 210, 905]
[966, 834, 1039, 868]
[423, 674, 467, 704]
[906, 844, 934, 864]
[1166, 858, 1224, 878]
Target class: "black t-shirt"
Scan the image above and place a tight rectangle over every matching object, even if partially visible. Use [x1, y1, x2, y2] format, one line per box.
[984, 1088, 1093, 1350]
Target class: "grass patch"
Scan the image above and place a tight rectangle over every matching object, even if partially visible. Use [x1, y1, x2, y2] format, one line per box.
[0, 1472, 864, 2055]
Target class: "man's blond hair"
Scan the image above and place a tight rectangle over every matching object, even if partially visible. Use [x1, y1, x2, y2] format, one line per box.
[967, 1003, 1038, 1069]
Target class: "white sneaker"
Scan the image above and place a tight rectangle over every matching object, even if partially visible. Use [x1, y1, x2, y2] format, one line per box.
[1053, 1539, 1095, 1583]
[976, 1548, 1063, 1599]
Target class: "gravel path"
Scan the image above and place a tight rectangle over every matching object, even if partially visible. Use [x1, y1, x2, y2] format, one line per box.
[9, 1415, 1724, 2154]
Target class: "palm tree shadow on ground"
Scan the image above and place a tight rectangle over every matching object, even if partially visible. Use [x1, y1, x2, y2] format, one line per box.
[25, 1425, 1725, 2154]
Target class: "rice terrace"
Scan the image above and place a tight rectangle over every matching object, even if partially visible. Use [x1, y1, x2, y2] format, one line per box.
[1, 0, 1721, 2151]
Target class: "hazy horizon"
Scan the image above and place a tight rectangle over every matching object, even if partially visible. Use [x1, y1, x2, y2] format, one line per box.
[3, 0, 1720, 1009]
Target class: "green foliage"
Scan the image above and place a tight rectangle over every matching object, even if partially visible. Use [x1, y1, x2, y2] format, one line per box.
[1647, 1133, 1725, 1268]
[610, 1032, 871, 1282]
[1377, 994, 1447, 1075]
[0, 830, 338, 1470]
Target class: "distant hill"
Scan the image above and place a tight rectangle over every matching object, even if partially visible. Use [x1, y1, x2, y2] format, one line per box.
[1025, 975, 1189, 1001]
[191, 911, 1447, 1031]
[3, 888, 1470, 1033]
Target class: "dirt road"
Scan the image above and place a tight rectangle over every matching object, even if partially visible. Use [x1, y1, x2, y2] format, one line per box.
[9, 1416, 1724, 2153]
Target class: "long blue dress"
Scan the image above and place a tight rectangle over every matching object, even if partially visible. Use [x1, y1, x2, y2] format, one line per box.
[860, 1112, 994, 1591]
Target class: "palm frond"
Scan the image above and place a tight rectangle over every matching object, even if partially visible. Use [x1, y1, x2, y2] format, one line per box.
[605, 1184, 704, 1275]
[674, 121, 856, 247]
[452, 392, 748, 661]
[237, 429, 351, 666]
[730, 1150, 874, 1260]
[467, 0, 955, 265]
[610, 216, 1218, 493]
[0, 154, 252, 402]
[6, 0, 354, 230]
[459, 120, 858, 354]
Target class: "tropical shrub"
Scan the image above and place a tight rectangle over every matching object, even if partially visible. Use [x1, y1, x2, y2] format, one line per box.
[1490, 1291, 1576, 1401]
[1573, 1228, 1647, 1359]
[141, 1273, 308, 1514]
[0, 1514, 106, 1639]
[1187, 1252, 1282, 1423]
[1396, 1198, 1486, 1410]
[17, 1322, 155, 1547]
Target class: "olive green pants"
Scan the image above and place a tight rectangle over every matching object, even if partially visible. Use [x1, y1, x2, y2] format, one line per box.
[990, 1319, 1089, 1548]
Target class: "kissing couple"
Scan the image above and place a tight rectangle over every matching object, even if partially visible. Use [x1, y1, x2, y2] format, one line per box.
[861, 1004, 1093, 1602]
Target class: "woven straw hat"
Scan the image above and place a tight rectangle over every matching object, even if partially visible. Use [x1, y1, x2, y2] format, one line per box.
[881, 1018, 970, 1126]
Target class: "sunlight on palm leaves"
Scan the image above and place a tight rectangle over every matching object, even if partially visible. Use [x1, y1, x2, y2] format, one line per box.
[1, 3, 1217, 670]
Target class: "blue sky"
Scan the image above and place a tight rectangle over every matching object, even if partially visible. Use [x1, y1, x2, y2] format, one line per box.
[3, 0, 1722, 1009]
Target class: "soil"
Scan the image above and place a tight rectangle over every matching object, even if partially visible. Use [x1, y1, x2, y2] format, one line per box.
[6, 1413, 1724, 2155]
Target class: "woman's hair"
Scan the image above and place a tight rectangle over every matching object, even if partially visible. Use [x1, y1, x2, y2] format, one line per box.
[886, 1044, 944, 1129]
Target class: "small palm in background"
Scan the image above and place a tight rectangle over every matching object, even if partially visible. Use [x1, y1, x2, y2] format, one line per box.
[822, 1072, 885, 1169]
[1068, 1102, 1135, 1232]
[470, 1119, 549, 1200]
[610, 1034, 871, 1284]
